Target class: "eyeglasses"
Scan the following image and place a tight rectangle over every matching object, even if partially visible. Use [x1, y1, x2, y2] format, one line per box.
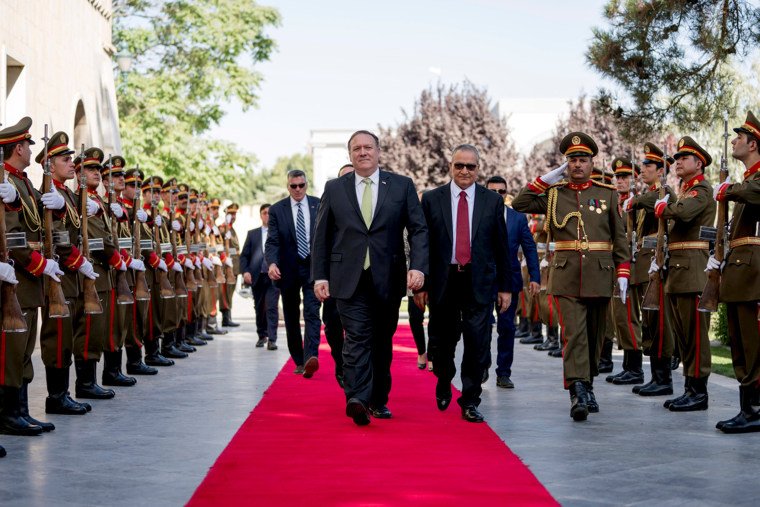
[493, 188, 507, 195]
[453, 163, 478, 171]
[289, 183, 306, 189]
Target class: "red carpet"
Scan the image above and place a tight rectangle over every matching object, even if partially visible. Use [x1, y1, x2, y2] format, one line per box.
[188, 325, 557, 506]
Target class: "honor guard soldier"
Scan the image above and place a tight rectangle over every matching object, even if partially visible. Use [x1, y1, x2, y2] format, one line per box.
[206, 197, 227, 335]
[591, 167, 616, 373]
[188, 189, 213, 341]
[532, 215, 562, 356]
[513, 132, 629, 422]
[607, 157, 644, 385]
[73, 147, 126, 400]
[624, 143, 677, 396]
[654, 136, 716, 412]
[712, 111, 760, 432]
[219, 203, 240, 327]
[0, 117, 66, 435]
[120, 168, 158, 374]
[36, 132, 98, 415]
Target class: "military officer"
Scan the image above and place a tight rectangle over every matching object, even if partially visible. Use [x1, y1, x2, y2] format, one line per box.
[513, 132, 629, 422]
[591, 167, 616, 374]
[607, 157, 644, 385]
[712, 111, 760, 432]
[624, 143, 677, 396]
[219, 203, 240, 327]
[532, 216, 562, 356]
[655, 136, 716, 412]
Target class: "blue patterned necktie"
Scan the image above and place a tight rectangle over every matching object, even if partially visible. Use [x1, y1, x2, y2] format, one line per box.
[296, 202, 309, 259]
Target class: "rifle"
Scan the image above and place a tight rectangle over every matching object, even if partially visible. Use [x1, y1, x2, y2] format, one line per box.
[223, 220, 235, 284]
[539, 222, 552, 292]
[0, 147, 27, 332]
[78, 144, 103, 314]
[698, 120, 729, 312]
[131, 164, 150, 301]
[183, 199, 197, 292]
[169, 180, 187, 298]
[642, 144, 669, 311]
[628, 147, 638, 263]
[208, 218, 224, 283]
[151, 183, 175, 299]
[197, 202, 217, 288]
[41, 126, 69, 318]
[107, 156, 133, 304]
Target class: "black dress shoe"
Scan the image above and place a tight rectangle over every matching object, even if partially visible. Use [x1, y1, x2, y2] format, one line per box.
[496, 375, 514, 388]
[346, 399, 370, 426]
[267, 341, 278, 350]
[369, 405, 392, 419]
[335, 373, 345, 389]
[293, 365, 304, 375]
[461, 406, 485, 423]
[256, 338, 267, 348]
[481, 369, 489, 384]
[303, 357, 319, 379]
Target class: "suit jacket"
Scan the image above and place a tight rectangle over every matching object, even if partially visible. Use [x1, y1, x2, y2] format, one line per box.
[240, 226, 267, 286]
[312, 169, 428, 301]
[505, 206, 540, 293]
[266, 195, 319, 290]
[421, 182, 511, 306]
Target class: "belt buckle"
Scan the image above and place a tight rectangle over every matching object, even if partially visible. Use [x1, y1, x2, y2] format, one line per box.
[457, 264, 467, 272]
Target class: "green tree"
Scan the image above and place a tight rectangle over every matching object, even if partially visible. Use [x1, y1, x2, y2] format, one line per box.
[239, 153, 314, 204]
[587, 0, 760, 140]
[112, 0, 280, 196]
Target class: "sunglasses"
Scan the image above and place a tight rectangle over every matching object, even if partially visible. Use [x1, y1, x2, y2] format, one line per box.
[289, 183, 306, 189]
[453, 163, 478, 171]
[494, 188, 507, 195]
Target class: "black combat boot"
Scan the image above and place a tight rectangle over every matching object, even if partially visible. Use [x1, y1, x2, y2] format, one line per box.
[669, 376, 708, 412]
[0, 386, 43, 435]
[199, 317, 214, 340]
[520, 320, 543, 345]
[125, 346, 158, 375]
[102, 350, 137, 386]
[161, 330, 188, 358]
[612, 350, 645, 385]
[175, 326, 196, 353]
[633, 357, 656, 394]
[222, 309, 240, 327]
[598, 339, 614, 373]
[586, 378, 599, 413]
[206, 314, 228, 335]
[664, 377, 692, 409]
[185, 322, 207, 346]
[19, 380, 54, 431]
[74, 360, 116, 399]
[569, 382, 589, 422]
[45, 367, 87, 415]
[144, 336, 175, 366]
[607, 350, 629, 382]
[719, 386, 760, 433]
[535, 326, 559, 351]
[515, 317, 530, 338]
[637, 357, 673, 396]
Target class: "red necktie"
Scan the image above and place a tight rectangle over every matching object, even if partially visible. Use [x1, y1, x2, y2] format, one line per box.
[455, 191, 471, 265]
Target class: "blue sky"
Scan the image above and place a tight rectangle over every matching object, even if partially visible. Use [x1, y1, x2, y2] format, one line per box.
[207, 0, 612, 168]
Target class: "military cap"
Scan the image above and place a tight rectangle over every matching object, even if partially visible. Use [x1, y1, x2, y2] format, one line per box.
[177, 183, 189, 198]
[74, 147, 104, 172]
[161, 177, 178, 192]
[101, 155, 126, 178]
[641, 142, 674, 174]
[611, 156, 639, 177]
[590, 167, 613, 184]
[225, 203, 239, 214]
[0, 116, 35, 146]
[35, 131, 74, 164]
[734, 110, 760, 142]
[189, 188, 199, 202]
[125, 168, 144, 186]
[209, 197, 221, 209]
[142, 175, 163, 192]
[559, 132, 598, 157]
[673, 136, 712, 167]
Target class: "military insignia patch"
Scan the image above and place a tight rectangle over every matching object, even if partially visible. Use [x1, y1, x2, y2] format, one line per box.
[685, 190, 698, 198]
[616, 160, 622, 168]
[572, 135, 581, 145]
[679, 139, 685, 148]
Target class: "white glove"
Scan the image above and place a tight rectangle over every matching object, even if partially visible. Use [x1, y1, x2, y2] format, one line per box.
[129, 258, 146, 272]
[172, 220, 182, 232]
[136, 209, 148, 223]
[655, 193, 670, 209]
[118, 260, 127, 271]
[172, 262, 183, 272]
[202, 257, 214, 270]
[622, 195, 633, 213]
[204, 225, 211, 236]
[78, 259, 98, 280]
[705, 254, 725, 273]
[158, 259, 168, 272]
[540, 258, 549, 269]
[0, 261, 18, 284]
[194, 257, 202, 268]
[110, 203, 124, 218]
[198, 218, 205, 229]
[224, 257, 233, 267]
[713, 176, 732, 200]
[183, 257, 194, 269]
[0, 180, 18, 204]
[648, 256, 660, 274]
[212, 225, 220, 236]
[189, 221, 196, 232]
[618, 277, 628, 304]
[225, 231, 231, 240]
[154, 214, 163, 227]
[43, 259, 64, 282]
[541, 162, 568, 186]
[41, 190, 65, 210]
[226, 214, 232, 224]
[211, 255, 222, 267]
[86, 197, 100, 216]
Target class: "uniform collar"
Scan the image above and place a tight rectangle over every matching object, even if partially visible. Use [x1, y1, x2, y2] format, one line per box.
[4, 162, 27, 180]
[53, 178, 67, 190]
[87, 189, 99, 198]
[567, 180, 592, 191]
[682, 174, 705, 193]
[648, 181, 661, 192]
[743, 160, 760, 180]
[122, 197, 134, 207]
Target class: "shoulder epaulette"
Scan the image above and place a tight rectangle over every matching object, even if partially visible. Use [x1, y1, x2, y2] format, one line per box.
[591, 180, 616, 190]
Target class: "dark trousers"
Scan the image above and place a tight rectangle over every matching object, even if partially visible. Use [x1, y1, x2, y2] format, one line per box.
[429, 267, 491, 408]
[494, 294, 519, 377]
[408, 295, 426, 355]
[252, 273, 280, 341]
[322, 297, 344, 373]
[336, 268, 400, 407]
[280, 259, 321, 367]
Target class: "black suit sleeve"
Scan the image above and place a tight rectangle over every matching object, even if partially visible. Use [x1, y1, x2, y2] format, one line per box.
[265, 207, 280, 268]
[405, 178, 429, 275]
[240, 232, 253, 276]
[312, 184, 333, 282]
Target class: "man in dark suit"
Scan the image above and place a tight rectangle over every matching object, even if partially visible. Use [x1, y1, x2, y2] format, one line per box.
[240, 203, 280, 350]
[312, 130, 428, 425]
[485, 176, 540, 389]
[266, 171, 322, 376]
[414, 145, 511, 423]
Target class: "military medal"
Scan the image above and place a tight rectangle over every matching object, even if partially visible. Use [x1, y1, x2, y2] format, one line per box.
[600, 199, 607, 211]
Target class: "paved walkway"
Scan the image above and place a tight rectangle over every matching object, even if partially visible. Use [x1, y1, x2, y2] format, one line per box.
[1, 296, 757, 506]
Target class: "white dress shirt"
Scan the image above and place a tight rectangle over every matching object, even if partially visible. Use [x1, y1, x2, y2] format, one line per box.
[290, 196, 310, 247]
[261, 226, 268, 254]
[355, 168, 380, 220]
[450, 181, 475, 264]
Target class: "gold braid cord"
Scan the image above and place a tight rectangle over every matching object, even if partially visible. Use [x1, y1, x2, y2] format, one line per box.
[9, 179, 41, 233]
[546, 186, 589, 250]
